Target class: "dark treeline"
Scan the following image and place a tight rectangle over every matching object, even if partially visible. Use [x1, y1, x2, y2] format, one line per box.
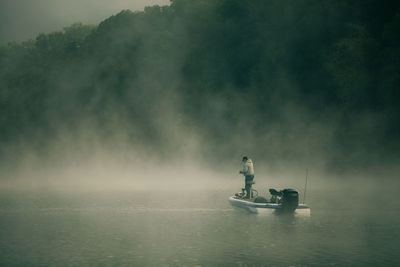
[0, 0, 399, 171]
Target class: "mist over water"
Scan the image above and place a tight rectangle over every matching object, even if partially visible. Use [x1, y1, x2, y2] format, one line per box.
[1, 158, 399, 266]
[1, 172, 399, 266]
[1, 0, 400, 266]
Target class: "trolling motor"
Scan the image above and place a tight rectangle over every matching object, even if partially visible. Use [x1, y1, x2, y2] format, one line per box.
[269, 188, 299, 212]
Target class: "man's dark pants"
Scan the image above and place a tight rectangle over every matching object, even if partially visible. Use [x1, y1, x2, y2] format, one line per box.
[245, 175, 254, 199]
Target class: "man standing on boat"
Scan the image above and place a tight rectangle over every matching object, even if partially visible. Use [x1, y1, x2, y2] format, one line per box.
[239, 156, 255, 199]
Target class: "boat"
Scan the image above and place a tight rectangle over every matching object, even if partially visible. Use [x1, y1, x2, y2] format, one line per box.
[229, 188, 310, 214]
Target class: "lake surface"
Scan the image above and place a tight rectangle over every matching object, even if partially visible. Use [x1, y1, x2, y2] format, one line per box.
[0, 185, 399, 266]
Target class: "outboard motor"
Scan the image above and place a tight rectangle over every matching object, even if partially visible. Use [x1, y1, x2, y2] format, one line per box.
[281, 189, 299, 212]
[269, 188, 299, 212]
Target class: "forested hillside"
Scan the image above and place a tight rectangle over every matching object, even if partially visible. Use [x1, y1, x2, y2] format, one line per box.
[1, 0, 399, 170]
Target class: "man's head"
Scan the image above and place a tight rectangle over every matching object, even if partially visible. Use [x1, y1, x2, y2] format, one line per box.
[242, 156, 248, 162]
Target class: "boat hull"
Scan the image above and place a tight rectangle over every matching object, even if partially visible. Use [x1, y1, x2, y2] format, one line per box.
[229, 196, 310, 215]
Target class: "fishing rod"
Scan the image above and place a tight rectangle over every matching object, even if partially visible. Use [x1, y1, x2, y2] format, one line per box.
[303, 168, 308, 203]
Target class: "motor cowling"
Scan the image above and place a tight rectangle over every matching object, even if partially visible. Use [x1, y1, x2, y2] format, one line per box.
[281, 189, 299, 212]
[269, 188, 299, 212]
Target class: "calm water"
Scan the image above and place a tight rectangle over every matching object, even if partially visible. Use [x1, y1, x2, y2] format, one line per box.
[0, 186, 399, 266]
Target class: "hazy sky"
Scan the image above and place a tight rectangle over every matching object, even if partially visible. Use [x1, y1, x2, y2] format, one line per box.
[0, 0, 170, 44]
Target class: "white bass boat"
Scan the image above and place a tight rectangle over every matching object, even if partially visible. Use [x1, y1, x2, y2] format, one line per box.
[229, 188, 310, 214]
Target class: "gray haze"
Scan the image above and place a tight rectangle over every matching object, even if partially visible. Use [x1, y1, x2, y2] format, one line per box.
[0, 1, 399, 265]
[0, 0, 170, 44]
